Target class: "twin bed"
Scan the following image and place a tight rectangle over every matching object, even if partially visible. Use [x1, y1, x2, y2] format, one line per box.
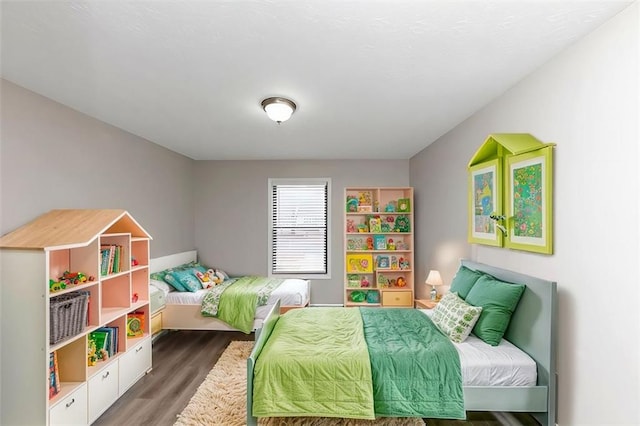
[247, 260, 557, 426]
[149, 250, 310, 332]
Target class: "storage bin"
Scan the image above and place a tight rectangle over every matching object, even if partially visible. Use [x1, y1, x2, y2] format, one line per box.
[50, 291, 89, 344]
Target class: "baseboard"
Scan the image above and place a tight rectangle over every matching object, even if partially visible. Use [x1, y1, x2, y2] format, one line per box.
[309, 303, 344, 307]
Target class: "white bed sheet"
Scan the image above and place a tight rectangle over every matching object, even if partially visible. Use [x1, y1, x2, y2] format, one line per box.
[164, 278, 309, 310]
[419, 309, 537, 387]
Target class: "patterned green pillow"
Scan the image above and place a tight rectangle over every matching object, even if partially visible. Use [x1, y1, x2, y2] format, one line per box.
[431, 292, 483, 343]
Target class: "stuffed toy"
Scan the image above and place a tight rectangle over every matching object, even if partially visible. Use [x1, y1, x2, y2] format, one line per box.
[196, 269, 223, 289]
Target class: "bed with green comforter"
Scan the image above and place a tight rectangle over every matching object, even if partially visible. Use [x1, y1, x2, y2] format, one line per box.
[251, 306, 465, 421]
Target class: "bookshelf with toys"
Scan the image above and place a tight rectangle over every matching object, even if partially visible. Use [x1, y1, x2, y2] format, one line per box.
[0, 209, 152, 426]
[344, 187, 414, 308]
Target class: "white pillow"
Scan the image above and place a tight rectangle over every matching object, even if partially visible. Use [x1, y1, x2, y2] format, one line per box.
[150, 279, 173, 294]
[431, 292, 483, 343]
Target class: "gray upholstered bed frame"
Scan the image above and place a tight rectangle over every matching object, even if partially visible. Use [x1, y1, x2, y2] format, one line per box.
[247, 260, 557, 426]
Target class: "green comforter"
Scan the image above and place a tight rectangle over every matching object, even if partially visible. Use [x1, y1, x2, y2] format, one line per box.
[252, 307, 464, 420]
[200, 276, 283, 333]
[360, 308, 465, 419]
[252, 307, 376, 419]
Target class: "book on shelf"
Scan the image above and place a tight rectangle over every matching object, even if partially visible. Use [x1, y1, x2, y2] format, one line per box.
[100, 244, 123, 276]
[90, 326, 119, 359]
[49, 351, 60, 399]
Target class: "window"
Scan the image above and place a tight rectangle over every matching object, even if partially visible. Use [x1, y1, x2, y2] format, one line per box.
[268, 178, 331, 279]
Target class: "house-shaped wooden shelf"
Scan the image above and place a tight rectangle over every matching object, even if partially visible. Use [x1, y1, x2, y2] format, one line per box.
[0, 209, 153, 426]
[467, 133, 555, 254]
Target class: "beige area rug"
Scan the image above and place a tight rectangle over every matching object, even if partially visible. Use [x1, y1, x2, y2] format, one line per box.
[175, 341, 424, 426]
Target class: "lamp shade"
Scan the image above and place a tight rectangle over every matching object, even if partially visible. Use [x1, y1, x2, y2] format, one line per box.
[425, 270, 443, 287]
[261, 97, 296, 123]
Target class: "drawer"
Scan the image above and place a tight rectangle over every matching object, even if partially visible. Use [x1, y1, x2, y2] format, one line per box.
[88, 361, 119, 424]
[382, 291, 413, 307]
[119, 337, 152, 394]
[49, 382, 87, 426]
[151, 311, 163, 335]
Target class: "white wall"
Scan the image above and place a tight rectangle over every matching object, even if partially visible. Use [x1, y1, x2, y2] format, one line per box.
[410, 4, 639, 425]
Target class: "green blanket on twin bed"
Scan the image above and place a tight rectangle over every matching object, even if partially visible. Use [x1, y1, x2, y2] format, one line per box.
[252, 307, 465, 420]
[200, 276, 284, 333]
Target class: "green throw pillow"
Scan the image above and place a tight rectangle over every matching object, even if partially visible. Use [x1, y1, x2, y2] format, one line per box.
[465, 275, 525, 346]
[449, 265, 483, 299]
[431, 292, 483, 343]
[165, 266, 208, 292]
[158, 262, 209, 292]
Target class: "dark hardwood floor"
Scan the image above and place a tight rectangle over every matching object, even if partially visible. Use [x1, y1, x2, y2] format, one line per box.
[93, 330, 539, 426]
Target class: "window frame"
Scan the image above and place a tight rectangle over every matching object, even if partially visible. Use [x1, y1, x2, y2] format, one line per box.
[267, 178, 331, 279]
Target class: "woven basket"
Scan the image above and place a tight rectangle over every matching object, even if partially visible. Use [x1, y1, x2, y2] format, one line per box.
[50, 291, 89, 344]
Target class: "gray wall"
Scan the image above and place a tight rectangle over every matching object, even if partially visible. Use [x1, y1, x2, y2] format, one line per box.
[193, 160, 409, 304]
[0, 80, 196, 257]
[410, 5, 639, 425]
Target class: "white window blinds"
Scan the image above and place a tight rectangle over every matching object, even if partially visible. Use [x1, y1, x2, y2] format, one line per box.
[270, 181, 328, 275]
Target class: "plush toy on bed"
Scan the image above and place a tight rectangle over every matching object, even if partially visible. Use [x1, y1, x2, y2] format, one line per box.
[196, 269, 225, 289]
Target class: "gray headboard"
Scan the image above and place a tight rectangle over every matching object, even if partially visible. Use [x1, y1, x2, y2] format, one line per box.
[461, 259, 557, 425]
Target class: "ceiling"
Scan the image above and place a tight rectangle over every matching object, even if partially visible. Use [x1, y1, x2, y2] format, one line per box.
[1, 1, 632, 160]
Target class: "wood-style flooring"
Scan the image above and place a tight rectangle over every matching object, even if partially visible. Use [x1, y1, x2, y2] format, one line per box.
[93, 330, 540, 426]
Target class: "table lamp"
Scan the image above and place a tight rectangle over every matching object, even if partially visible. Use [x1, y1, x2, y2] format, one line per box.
[425, 270, 443, 301]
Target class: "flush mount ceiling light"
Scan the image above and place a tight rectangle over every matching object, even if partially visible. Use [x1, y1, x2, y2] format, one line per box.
[261, 97, 296, 124]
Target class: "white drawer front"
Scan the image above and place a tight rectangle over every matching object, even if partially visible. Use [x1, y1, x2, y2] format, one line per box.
[49, 383, 87, 426]
[88, 361, 119, 424]
[119, 338, 152, 394]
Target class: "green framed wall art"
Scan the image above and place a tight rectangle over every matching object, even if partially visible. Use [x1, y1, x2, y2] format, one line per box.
[468, 158, 503, 247]
[504, 146, 553, 254]
[467, 134, 555, 254]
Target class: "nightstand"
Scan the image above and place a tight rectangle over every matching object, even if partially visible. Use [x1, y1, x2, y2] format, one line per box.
[415, 299, 438, 309]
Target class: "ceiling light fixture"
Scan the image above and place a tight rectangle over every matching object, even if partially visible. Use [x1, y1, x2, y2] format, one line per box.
[261, 97, 296, 124]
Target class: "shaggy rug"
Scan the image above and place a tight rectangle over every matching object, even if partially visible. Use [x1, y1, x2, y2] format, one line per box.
[175, 341, 425, 426]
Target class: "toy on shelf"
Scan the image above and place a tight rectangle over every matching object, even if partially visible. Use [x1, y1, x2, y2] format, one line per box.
[373, 234, 386, 250]
[357, 192, 373, 212]
[376, 255, 389, 269]
[360, 276, 370, 287]
[369, 217, 382, 233]
[396, 276, 407, 287]
[347, 274, 361, 288]
[58, 271, 90, 286]
[399, 257, 410, 270]
[397, 198, 411, 212]
[357, 224, 368, 233]
[377, 274, 389, 288]
[346, 219, 356, 233]
[390, 256, 399, 270]
[387, 238, 396, 250]
[131, 257, 139, 266]
[394, 215, 410, 232]
[346, 195, 359, 212]
[350, 290, 366, 303]
[49, 279, 66, 293]
[385, 201, 396, 212]
[366, 290, 379, 303]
